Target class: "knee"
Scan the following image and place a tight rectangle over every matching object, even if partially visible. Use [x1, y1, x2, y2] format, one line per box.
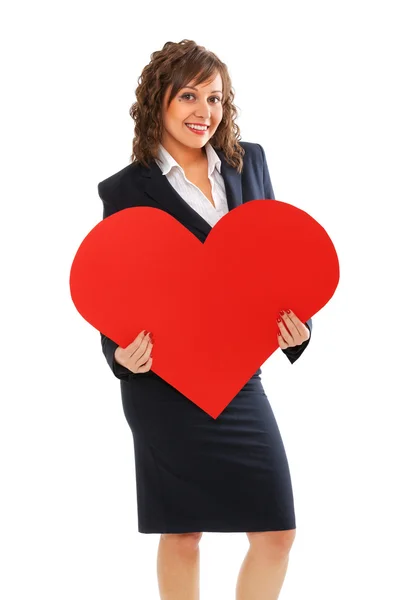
[246, 528, 296, 558]
[161, 531, 203, 550]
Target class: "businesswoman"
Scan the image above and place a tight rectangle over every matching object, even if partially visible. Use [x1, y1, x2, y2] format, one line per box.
[98, 39, 312, 600]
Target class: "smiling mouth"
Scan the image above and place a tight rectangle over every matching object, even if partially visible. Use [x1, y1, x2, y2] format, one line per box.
[185, 124, 210, 129]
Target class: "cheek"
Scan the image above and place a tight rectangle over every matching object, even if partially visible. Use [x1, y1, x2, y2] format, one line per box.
[214, 109, 224, 123]
[171, 108, 187, 124]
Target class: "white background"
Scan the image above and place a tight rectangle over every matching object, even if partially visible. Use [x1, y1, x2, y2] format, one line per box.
[2, 1, 399, 598]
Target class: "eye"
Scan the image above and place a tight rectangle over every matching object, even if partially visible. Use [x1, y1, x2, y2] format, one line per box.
[180, 93, 221, 104]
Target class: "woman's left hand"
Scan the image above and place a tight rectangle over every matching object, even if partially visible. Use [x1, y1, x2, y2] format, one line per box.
[277, 309, 310, 349]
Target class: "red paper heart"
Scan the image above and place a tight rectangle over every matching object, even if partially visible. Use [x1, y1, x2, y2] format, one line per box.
[70, 200, 339, 418]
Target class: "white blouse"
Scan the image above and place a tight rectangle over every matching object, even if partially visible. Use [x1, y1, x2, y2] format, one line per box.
[155, 142, 230, 228]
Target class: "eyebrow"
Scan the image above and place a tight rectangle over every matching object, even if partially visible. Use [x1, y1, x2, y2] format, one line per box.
[182, 86, 223, 94]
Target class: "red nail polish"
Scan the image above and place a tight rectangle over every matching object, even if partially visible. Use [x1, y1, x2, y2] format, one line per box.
[279, 310, 285, 315]
[277, 317, 281, 322]
[286, 309, 291, 314]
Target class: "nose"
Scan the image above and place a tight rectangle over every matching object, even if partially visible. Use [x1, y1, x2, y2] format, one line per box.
[193, 97, 212, 120]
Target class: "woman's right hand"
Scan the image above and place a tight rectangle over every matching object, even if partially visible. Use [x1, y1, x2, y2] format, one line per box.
[114, 330, 153, 374]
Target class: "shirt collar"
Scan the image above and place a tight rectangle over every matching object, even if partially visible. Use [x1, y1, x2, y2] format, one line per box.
[155, 142, 222, 177]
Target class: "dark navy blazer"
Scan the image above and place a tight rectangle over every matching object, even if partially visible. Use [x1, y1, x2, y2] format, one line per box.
[98, 141, 312, 381]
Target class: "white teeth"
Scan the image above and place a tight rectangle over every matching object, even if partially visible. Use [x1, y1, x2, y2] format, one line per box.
[186, 124, 208, 131]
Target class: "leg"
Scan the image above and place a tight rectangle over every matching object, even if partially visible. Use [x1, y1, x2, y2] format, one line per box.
[157, 531, 203, 600]
[235, 528, 296, 600]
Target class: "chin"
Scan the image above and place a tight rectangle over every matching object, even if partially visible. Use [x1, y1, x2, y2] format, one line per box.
[180, 136, 207, 146]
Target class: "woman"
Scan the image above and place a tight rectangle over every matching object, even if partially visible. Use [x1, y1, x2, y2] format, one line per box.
[98, 39, 312, 600]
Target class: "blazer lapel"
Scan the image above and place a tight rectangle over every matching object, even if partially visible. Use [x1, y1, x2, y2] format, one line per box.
[140, 147, 243, 239]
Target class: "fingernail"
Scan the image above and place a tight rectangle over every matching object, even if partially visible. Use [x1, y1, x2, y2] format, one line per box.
[277, 317, 281, 322]
[279, 310, 285, 315]
[286, 309, 291, 314]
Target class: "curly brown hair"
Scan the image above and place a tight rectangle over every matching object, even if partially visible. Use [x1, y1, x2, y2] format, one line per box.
[129, 39, 245, 173]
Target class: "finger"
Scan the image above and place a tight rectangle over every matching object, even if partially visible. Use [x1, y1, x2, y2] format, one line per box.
[127, 330, 151, 360]
[277, 317, 294, 341]
[280, 311, 299, 335]
[135, 356, 153, 374]
[280, 312, 303, 344]
[277, 320, 291, 345]
[285, 310, 309, 339]
[130, 339, 153, 370]
[131, 333, 153, 364]
[124, 329, 147, 356]
[277, 318, 301, 347]
[277, 331, 289, 348]
[140, 338, 153, 364]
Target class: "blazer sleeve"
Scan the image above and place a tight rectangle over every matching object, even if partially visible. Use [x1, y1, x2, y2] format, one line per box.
[98, 182, 138, 381]
[257, 143, 313, 364]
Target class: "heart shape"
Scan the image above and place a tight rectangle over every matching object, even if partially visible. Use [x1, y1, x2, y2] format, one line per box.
[70, 199, 339, 418]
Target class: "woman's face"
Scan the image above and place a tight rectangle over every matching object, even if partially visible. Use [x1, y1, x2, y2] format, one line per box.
[160, 72, 224, 153]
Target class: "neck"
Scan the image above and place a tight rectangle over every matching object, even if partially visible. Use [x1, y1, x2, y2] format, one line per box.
[160, 137, 207, 171]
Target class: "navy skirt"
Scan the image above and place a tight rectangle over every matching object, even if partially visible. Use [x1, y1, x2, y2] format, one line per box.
[119, 369, 296, 534]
